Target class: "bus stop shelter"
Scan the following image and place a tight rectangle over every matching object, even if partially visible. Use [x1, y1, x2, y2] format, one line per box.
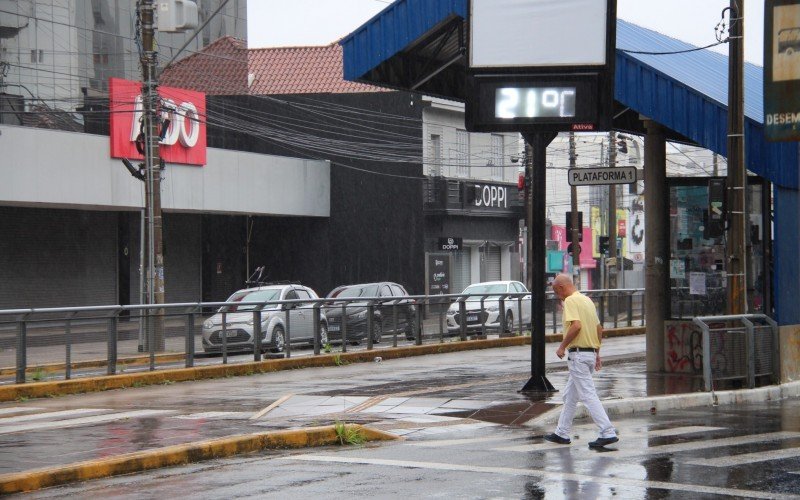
[340, 0, 800, 381]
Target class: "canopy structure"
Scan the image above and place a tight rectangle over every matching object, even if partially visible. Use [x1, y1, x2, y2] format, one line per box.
[342, 1, 800, 327]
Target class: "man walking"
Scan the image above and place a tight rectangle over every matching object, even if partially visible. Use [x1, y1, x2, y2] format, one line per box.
[544, 274, 618, 448]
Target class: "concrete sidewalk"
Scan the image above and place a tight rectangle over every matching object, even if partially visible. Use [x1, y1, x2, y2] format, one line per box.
[0, 334, 797, 494]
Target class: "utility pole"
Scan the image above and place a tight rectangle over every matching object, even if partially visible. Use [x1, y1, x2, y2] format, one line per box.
[569, 132, 581, 289]
[139, 0, 166, 350]
[608, 131, 618, 288]
[727, 0, 747, 314]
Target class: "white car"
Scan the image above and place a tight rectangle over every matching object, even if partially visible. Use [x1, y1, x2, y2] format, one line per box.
[446, 281, 531, 334]
[201, 284, 328, 353]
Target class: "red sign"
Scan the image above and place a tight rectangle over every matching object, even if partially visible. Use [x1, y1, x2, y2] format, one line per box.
[617, 220, 626, 237]
[109, 78, 206, 166]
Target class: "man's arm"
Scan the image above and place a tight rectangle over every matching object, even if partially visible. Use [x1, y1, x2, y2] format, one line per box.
[595, 323, 604, 370]
[556, 320, 581, 359]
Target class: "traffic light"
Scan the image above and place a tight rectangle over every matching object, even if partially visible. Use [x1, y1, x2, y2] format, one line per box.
[566, 211, 583, 241]
[598, 236, 610, 256]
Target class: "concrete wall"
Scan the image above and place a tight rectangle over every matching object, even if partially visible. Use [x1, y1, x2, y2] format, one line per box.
[0, 125, 330, 217]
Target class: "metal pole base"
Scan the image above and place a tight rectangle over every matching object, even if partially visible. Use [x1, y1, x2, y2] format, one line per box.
[520, 375, 557, 393]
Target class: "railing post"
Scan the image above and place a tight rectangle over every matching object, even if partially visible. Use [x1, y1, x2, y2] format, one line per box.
[640, 291, 646, 327]
[313, 303, 321, 356]
[148, 310, 155, 372]
[366, 302, 374, 350]
[600, 295, 606, 325]
[439, 305, 445, 343]
[627, 292, 633, 327]
[415, 302, 422, 346]
[285, 306, 292, 359]
[479, 296, 487, 338]
[252, 309, 262, 362]
[16, 318, 27, 384]
[517, 296, 523, 336]
[499, 296, 506, 336]
[341, 303, 347, 353]
[107, 312, 118, 376]
[186, 307, 195, 368]
[65, 316, 72, 380]
[742, 317, 756, 389]
[551, 296, 557, 334]
[613, 291, 619, 328]
[459, 297, 467, 341]
[392, 301, 399, 348]
[221, 311, 228, 365]
[701, 324, 712, 392]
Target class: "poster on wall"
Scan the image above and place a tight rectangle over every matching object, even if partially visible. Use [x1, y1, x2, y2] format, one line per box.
[628, 197, 645, 261]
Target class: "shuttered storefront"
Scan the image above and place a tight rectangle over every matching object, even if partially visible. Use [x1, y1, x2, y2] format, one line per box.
[484, 244, 502, 282]
[451, 247, 472, 294]
[0, 206, 117, 309]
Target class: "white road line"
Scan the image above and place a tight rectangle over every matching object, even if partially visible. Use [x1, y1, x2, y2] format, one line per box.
[495, 426, 725, 456]
[644, 426, 726, 438]
[615, 431, 800, 458]
[0, 409, 174, 435]
[0, 408, 110, 424]
[0, 407, 44, 416]
[288, 454, 800, 500]
[684, 447, 800, 467]
[407, 436, 520, 447]
[174, 412, 251, 420]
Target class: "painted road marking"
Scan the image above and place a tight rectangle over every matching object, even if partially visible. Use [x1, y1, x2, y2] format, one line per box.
[173, 412, 252, 420]
[684, 446, 800, 467]
[615, 431, 800, 458]
[495, 425, 725, 456]
[407, 436, 520, 447]
[0, 409, 174, 435]
[288, 455, 799, 500]
[0, 407, 44, 416]
[0, 408, 109, 425]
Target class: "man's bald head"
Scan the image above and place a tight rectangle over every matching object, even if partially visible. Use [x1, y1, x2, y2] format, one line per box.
[551, 273, 576, 300]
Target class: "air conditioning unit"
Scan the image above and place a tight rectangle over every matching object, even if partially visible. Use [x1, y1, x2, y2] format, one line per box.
[157, 0, 199, 33]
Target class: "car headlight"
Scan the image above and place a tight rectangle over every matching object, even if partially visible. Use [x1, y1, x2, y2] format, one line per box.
[487, 304, 499, 312]
[203, 319, 214, 329]
[354, 310, 367, 320]
[246, 313, 271, 326]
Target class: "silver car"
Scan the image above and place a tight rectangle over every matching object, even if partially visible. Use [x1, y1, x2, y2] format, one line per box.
[201, 284, 328, 353]
[446, 281, 531, 334]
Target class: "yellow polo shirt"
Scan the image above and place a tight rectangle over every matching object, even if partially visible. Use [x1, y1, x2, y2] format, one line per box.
[562, 291, 601, 349]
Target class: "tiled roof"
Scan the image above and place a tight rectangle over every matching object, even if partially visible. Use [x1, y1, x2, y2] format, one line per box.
[160, 38, 386, 95]
[159, 36, 249, 95]
[248, 43, 385, 95]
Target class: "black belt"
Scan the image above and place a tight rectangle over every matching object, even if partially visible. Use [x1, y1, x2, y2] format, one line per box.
[568, 347, 597, 353]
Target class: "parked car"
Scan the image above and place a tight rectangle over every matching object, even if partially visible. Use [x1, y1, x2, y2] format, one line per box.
[446, 281, 531, 334]
[323, 282, 418, 343]
[201, 284, 327, 353]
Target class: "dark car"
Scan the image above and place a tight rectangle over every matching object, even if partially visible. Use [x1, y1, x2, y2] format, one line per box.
[323, 282, 418, 343]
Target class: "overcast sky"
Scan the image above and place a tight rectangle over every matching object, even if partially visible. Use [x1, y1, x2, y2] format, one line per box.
[246, 0, 765, 66]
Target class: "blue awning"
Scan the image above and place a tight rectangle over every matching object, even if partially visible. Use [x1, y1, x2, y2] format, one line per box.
[341, 1, 798, 189]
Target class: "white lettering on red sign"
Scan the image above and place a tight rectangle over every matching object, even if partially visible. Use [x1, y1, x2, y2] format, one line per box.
[130, 96, 201, 148]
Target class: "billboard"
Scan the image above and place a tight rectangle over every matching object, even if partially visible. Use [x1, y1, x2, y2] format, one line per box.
[765, 0, 800, 141]
[109, 78, 207, 165]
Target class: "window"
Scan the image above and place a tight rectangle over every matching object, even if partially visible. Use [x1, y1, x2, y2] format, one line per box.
[429, 134, 442, 176]
[30, 49, 44, 63]
[380, 285, 393, 297]
[491, 134, 505, 180]
[390, 284, 406, 296]
[456, 129, 470, 177]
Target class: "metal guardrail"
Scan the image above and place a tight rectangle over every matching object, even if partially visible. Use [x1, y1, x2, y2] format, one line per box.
[693, 314, 779, 392]
[0, 288, 644, 384]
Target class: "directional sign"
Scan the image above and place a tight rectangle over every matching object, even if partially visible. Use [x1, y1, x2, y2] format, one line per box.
[568, 166, 637, 186]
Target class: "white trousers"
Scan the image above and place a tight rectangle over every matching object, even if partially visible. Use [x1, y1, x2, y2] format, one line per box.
[555, 351, 616, 439]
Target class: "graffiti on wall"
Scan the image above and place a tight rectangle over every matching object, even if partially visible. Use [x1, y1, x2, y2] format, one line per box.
[665, 320, 703, 374]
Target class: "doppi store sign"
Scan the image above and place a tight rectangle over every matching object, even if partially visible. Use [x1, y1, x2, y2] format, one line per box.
[109, 78, 206, 166]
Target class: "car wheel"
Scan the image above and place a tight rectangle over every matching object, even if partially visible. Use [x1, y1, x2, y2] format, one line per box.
[372, 318, 382, 344]
[319, 322, 329, 346]
[270, 325, 285, 353]
[504, 311, 514, 333]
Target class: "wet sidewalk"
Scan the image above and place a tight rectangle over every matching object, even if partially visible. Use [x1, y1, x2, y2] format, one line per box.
[0, 334, 718, 476]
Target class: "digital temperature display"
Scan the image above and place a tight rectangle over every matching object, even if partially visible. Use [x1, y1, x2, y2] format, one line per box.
[495, 87, 577, 119]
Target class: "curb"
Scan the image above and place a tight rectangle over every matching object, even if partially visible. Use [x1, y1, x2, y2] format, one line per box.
[0, 424, 398, 494]
[0, 353, 187, 377]
[525, 380, 800, 427]
[0, 328, 644, 402]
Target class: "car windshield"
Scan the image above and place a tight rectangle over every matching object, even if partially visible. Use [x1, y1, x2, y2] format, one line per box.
[329, 284, 379, 299]
[222, 289, 281, 312]
[462, 284, 507, 296]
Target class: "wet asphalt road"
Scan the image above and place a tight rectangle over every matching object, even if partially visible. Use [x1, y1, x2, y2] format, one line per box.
[18, 399, 800, 499]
